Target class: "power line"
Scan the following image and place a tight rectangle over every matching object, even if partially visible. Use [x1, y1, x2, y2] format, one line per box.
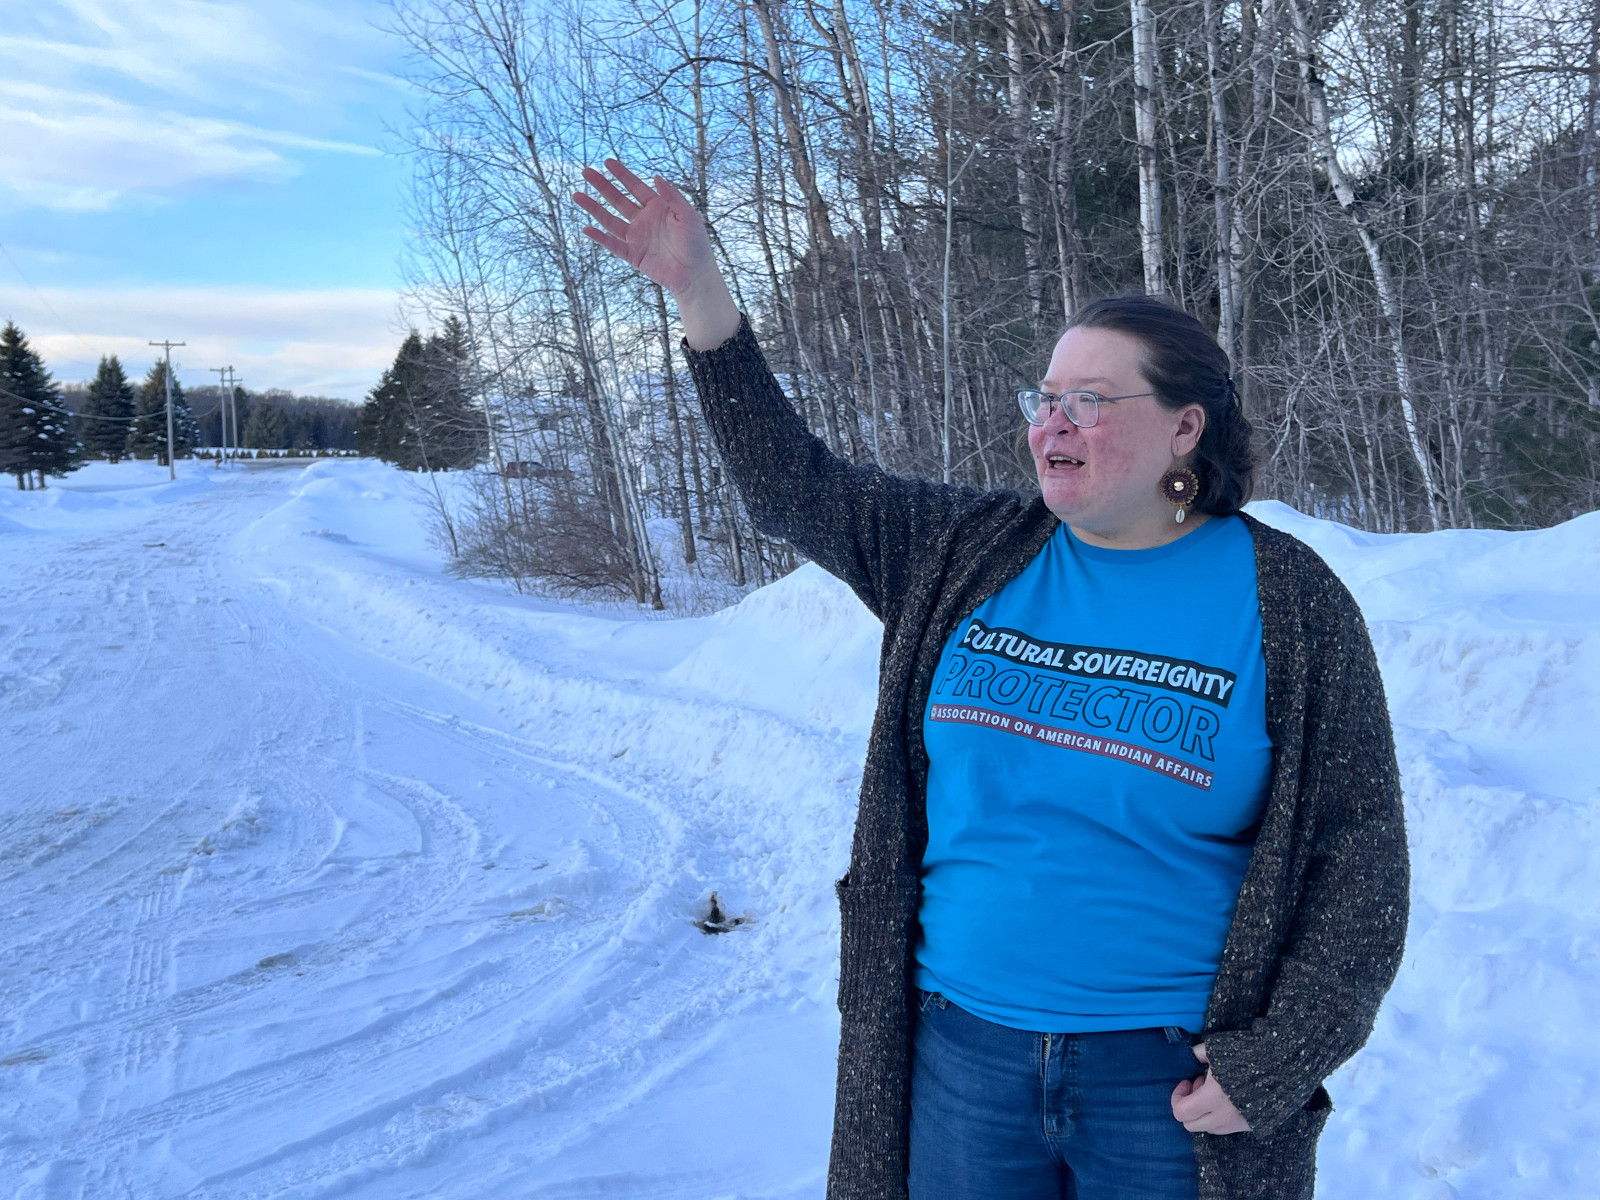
[0, 239, 105, 365]
[0, 382, 136, 422]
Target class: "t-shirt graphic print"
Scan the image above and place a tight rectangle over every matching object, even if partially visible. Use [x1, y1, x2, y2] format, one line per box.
[916, 515, 1272, 1034]
[930, 616, 1236, 791]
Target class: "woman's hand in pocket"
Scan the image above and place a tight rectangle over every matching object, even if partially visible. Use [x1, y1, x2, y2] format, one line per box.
[1170, 1041, 1252, 1134]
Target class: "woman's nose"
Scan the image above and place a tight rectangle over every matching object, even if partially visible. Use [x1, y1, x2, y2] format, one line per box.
[1042, 405, 1079, 435]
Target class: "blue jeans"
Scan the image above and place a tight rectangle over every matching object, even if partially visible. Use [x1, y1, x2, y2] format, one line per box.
[909, 990, 1202, 1200]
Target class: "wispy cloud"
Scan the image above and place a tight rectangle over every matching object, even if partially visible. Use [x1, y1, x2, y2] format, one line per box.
[0, 83, 379, 213]
[0, 0, 393, 211]
[10, 285, 407, 399]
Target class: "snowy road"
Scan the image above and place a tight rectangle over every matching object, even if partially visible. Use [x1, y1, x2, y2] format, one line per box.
[0, 463, 844, 1198]
[3, 459, 1598, 1198]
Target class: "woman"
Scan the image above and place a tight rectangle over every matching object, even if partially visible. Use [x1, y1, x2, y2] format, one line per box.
[572, 161, 1408, 1200]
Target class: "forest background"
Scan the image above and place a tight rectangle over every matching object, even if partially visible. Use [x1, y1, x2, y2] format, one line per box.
[8, 0, 1597, 609]
[377, 0, 1600, 607]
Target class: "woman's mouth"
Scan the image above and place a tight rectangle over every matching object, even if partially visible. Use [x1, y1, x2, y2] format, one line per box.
[1045, 453, 1084, 470]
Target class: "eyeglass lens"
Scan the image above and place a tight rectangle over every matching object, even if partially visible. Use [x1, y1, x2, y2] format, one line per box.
[1018, 390, 1098, 428]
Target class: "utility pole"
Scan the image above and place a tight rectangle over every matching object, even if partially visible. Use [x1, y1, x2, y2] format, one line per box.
[226, 368, 241, 464]
[208, 365, 240, 466]
[209, 366, 230, 468]
[149, 339, 186, 481]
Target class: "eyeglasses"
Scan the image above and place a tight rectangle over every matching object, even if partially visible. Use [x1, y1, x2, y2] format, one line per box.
[1016, 388, 1155, 429]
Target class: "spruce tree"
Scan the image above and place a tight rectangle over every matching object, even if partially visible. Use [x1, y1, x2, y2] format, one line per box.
[126, 361, 199, 465]
[358, 325, 484, 471]
[241, 401, 290, 449]
[80, 355, 136, 461]
[0, 321, 77, 488]
[231, 387, 254, 446]
[421, 316, 484, 469]
[359, 331, 427, 468]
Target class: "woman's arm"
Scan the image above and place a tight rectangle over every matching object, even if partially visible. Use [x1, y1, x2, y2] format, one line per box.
[572, 161, 984, 618]
[1201, 587, 1410, 1136]
[678, 314, 985, 618]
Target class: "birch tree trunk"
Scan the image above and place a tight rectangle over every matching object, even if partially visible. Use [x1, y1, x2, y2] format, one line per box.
[656, 285, 696, 566]
[1131, 0, 1165, 295]
[749, 0, 838, 253]
[1287, 0, 1442, 528]
[1049, 0, 1085, 317]
[1203, 0, 1239, 363]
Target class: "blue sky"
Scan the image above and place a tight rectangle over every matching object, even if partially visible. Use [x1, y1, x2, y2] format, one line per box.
[0, 0, 417, 399]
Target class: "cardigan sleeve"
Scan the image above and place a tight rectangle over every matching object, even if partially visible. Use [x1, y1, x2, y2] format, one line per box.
[1202, 586, 1410, 1135]
[682, 315, 985, 621]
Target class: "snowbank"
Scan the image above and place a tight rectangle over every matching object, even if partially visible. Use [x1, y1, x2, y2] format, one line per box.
[4, 458, 1594, 1197]
[0, 460, 219, 532]
[667, 562, 882, 734]
[1248, 501, 1600, 1197]
[241, 464, 1600, 1196]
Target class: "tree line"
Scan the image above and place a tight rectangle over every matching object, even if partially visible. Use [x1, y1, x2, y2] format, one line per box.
[0, 320, 362, 487]
[383, 0, 1600, 603]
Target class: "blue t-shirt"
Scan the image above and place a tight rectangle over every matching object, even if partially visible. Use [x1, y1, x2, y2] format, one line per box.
[916, 515, 1271, 1033]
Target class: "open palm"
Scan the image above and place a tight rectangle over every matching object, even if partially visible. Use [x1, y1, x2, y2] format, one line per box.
[573, 159, 716, 296]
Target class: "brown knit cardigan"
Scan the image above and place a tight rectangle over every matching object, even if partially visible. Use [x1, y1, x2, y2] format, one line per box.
[685, 318, 1409, 1200]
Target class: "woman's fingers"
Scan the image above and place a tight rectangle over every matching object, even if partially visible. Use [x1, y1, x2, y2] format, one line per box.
[580, 166, 640, 217]
[605, 157, 657, 206]
[572, 191, 631, 238]
[1172, 1090, 1217, 1129]
[1171, 1088, 1196, 1126]
[568, 160, 720, 300]
[653, 173, 691, 208]
[1170, 1068, 1251, 1134]
[578, 225, 628, 258]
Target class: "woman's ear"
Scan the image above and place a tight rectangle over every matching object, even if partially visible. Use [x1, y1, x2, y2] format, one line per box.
[1173, 404, 1206, 457]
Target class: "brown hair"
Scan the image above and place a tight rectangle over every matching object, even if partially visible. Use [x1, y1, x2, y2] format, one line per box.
[1066, 295, 1255, 515]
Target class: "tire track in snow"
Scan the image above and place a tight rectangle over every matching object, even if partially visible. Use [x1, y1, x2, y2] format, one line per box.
[0, 745, 489, 1179]
[1, 643, 681, 1193]
[178, 710, 696, 1196]
[3, 465, 847, 1199]
[177, 624, 851, 1192]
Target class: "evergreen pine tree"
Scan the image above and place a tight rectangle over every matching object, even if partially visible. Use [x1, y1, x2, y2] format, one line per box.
[0, 321, 77, 488]
[359, 331, 427, 468]
[421, 316, 484, 469]
[358, 324, 484, 471]
[80, 355, 136, 461]
[126, 361, 199, 465]
[231, 387, 254, 445]
[241, 401, 291, 450]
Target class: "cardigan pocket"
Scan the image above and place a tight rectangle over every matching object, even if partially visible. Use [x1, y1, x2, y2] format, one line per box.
[835, 874, 919, 1016]
[1301, 1084, 1333, 1128]
[1200, 1087, 1332, 1200]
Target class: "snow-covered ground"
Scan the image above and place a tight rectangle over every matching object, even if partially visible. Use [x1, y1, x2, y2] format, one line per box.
[0, 459, 1595, 1198]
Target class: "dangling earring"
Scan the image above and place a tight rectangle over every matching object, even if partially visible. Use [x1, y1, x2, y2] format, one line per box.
[1159, 467, 1200, 523]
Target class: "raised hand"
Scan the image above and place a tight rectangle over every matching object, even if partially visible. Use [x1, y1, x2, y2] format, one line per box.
[573, 160, 715, 296]
[572, 158, 740, 349]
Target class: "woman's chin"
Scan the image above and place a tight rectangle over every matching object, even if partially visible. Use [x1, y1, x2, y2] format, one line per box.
[1038, 476, 1096, 520]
